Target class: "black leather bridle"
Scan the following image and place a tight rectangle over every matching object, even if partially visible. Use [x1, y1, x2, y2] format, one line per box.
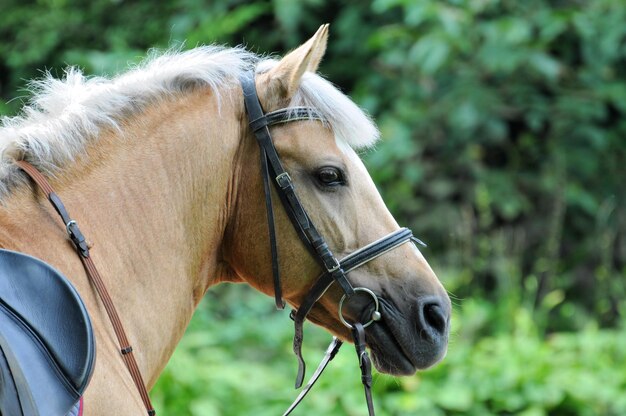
[240, 74, 425, 416]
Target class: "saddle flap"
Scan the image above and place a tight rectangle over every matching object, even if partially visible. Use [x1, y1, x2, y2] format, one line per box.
[0, 249, 95, 415]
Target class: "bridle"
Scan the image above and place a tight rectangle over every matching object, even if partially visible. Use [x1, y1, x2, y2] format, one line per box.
[240, 74, 425, 415]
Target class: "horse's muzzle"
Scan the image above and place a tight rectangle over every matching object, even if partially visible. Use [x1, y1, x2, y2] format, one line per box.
[366, 295, 450, 375]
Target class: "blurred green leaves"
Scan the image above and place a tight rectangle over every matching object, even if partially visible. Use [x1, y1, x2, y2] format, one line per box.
[356, 0, 626, 332]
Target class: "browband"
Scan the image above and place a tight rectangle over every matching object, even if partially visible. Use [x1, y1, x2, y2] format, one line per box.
[250, 107, 325, 132]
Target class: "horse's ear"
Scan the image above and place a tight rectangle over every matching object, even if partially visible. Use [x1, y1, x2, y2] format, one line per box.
[259, 24, 329, 105]
[305, 24, 328, 73]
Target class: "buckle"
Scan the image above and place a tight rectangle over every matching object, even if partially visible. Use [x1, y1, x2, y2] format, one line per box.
[324, 255, 341, 273]
[66, 220, 90, 257]
[276, 172, 292, 189]
[65, 220, 78, 237]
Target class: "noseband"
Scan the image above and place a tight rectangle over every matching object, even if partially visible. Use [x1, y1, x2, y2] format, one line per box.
[241, 74, 425, 415]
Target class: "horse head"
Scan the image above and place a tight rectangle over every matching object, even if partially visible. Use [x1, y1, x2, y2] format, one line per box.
[224, 25, 451, 376]
[0, 22, 451, 414]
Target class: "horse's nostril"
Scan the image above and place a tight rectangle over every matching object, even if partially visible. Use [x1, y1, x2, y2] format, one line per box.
[417, 297, 449, 338]
[423, 303, 447, 335]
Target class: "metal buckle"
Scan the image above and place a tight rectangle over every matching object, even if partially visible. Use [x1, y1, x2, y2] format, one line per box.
[325, 256, 341, 273]
[66, 220, 77, 237]
[65, 219, 89, 257]
[338, 287, 381, 329]
[276, 172, 292, 189]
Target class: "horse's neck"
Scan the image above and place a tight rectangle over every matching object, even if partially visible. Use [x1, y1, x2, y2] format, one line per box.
[0, 88, 243, 386]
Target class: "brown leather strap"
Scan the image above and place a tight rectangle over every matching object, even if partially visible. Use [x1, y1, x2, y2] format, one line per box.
[16, 160, 156, 416]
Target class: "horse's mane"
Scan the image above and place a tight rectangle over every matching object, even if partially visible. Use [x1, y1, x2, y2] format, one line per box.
[0, 46, 378, 199]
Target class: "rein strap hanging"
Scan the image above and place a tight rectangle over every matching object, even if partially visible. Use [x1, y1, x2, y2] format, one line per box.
[282, 337, 343, 416]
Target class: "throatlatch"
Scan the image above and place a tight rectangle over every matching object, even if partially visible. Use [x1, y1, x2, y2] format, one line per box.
[240, 73, 425, 416]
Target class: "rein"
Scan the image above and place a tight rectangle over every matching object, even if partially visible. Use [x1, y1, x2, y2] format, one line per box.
[241, 74, 424, 415]
[15, 161, 156, 416]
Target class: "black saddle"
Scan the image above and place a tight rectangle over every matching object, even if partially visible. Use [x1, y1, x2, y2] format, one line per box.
[0, 249, 95, 416]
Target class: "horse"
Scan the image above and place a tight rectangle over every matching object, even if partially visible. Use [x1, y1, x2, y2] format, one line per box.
[0, 25, 450, 415]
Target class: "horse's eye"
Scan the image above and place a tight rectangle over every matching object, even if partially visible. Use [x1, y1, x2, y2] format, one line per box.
[317, 167, 344, 186]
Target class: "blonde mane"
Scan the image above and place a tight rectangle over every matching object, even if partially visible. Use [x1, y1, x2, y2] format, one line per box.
[0, 45, 379, 199]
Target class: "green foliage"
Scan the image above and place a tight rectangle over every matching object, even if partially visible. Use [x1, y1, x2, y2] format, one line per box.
[357, 0, 626, 330]
[1, 0, 625, 414]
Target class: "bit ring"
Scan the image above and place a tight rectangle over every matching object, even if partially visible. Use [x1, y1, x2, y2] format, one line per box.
[338, 287, 381, 329]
